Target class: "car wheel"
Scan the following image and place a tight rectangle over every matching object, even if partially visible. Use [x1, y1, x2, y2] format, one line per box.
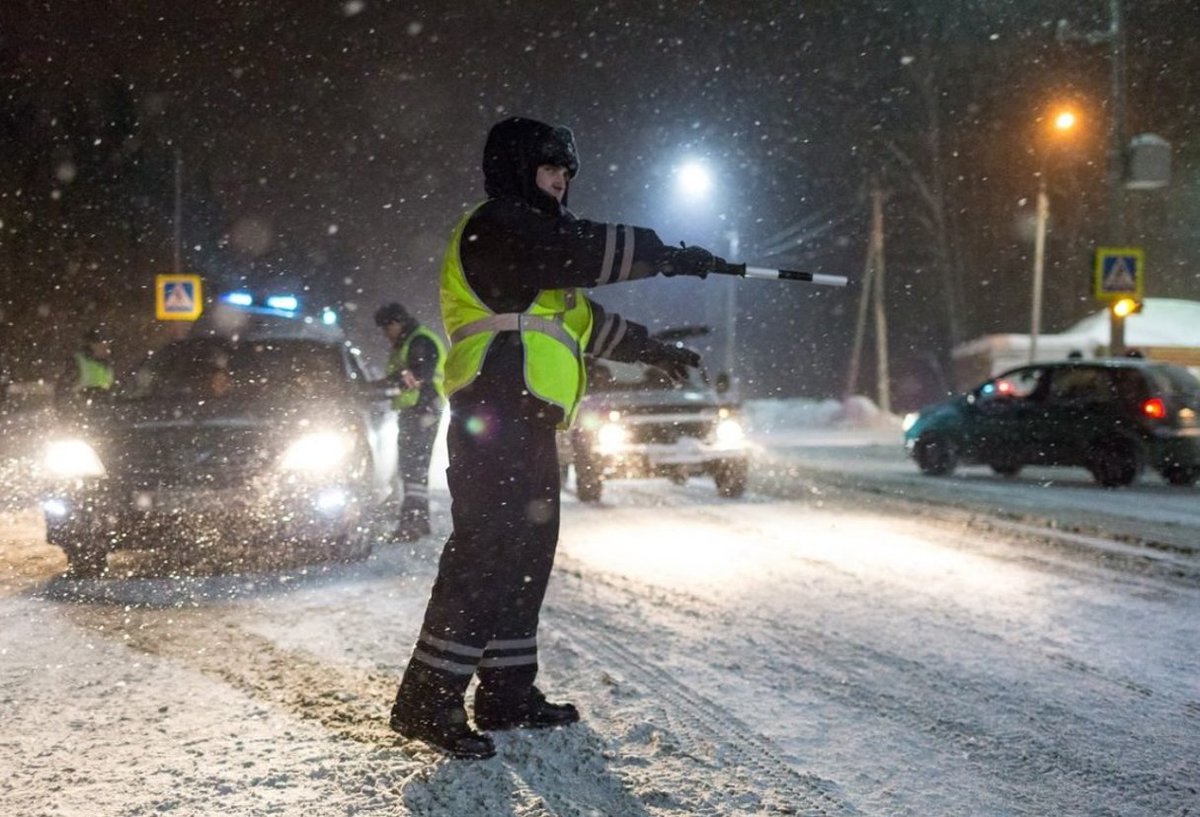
[1160, 463, 1197, 487]
[714, 460, 748, 498]
[62, 540, 108, 578]
[333, 528, 374, 562]
[576, 466, 603, 503]
[1086, 437, 1140, 487]
[574, 451, 604, 503]
[988, 459, 1023, 478]
[913, 432, 957, 476]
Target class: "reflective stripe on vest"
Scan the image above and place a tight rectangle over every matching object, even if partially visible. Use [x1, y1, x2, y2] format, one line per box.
[439, 204, 594, 424]
[386, 325, 447, 410]
[75, 353, 114, 391]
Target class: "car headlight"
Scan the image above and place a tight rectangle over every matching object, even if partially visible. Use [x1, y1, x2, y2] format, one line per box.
[715, 417, 745, 444]
[902, 412, 920, 433]
[279, 430, 354, 475]
[595, 422, 629, 453]
[44, 438, 106, 478]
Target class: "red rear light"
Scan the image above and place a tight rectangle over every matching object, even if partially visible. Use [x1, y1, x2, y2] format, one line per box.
[1141, 398, 1167, 419]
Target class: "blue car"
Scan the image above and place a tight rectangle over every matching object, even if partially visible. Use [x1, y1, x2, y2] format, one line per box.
[902, 359, 1200, 487]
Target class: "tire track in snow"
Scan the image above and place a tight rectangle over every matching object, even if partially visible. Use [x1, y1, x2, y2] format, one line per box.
[553, 607, 862, 817]
[553, 529, 1200, 817]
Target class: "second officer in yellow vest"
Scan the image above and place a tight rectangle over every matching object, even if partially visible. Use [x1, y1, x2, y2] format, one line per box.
[374, 302, 446, 542]
[55, 327, 116, 407]
[389, 116, 719, 759]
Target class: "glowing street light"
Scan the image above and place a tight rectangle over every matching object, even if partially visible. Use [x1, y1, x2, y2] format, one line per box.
[675, 160, 713, 200]
[1054, 110, 1077, 132]
[1029, 107, 1079, 363]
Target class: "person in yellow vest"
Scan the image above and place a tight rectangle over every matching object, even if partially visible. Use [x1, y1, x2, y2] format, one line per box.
[374, 301, 446, 542]
[56, 327, 115, 405]
[388, 116, 717, 759]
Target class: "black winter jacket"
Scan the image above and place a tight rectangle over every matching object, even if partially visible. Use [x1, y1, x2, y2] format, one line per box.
[451, 117, 674, 423]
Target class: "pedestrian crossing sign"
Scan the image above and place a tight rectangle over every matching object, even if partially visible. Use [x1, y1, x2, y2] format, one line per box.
[1093, 247, 1143, 301]
[155, 274, 203, 321]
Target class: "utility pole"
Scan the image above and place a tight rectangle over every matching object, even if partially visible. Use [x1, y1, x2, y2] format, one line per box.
[1107, 0, 1128, 355]
[1058, 0, 1127, 354]
[870, 187, 890, 414]
[1105, 0, 1127, 244]
[173, 147, 183, 275]
[845, 182, 890, 414]
[1029, 174, 1049, 363]
[724, 228, 739, 386]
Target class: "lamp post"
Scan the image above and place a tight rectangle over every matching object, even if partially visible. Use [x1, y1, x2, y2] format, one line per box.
[1029, 109, 1078, 364]
[673, 159, 738, 382]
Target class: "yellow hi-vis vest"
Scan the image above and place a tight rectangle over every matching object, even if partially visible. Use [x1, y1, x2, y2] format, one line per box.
[385, 326, 447, 410]
[74, 353, 114, 391]
[440, 205, 594, 427]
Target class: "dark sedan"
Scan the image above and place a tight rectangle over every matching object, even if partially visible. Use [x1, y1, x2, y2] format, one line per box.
[40, 332, 397, 576]
[903, 358, 1200, 487]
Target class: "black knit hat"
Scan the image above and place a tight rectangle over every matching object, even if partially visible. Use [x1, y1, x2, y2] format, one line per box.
[374, 302, 411, 327]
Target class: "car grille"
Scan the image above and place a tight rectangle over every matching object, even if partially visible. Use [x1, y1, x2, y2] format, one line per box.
[108, 426, 275, 489]
[626, 420, 713, 444]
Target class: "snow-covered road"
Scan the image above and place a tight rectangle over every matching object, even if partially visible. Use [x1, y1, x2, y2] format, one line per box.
[3, 452, 1198, 817]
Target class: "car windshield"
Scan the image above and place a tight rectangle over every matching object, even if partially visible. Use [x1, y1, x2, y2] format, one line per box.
[1149, 365, 1200, 398]
[127, 339, 346, 401]
[586, 358, 706, 393]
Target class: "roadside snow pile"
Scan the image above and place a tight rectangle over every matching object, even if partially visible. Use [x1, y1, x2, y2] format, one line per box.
[744, 395, 901, 434]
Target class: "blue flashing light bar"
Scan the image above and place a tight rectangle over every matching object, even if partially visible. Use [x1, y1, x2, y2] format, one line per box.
[223, 291, 254, 306]
[266, 295, 299, 312]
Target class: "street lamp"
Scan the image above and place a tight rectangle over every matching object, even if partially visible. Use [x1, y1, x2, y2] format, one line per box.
[1029, 108, 1078, 363]
[676, 160, 713, 200]
[672, 158, 739, 385]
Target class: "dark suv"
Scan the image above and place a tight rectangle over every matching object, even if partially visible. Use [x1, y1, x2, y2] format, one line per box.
[39, 328, 397, 575]
[903, 359, 1200, 487]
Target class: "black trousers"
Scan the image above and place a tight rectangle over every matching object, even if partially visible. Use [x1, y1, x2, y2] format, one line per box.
[396, 407, 439, 524]
[396, 391, 562, 710]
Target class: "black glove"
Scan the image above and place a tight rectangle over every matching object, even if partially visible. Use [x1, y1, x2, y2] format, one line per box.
[641, 341, 701, 384]
[656, 245, 716, 278]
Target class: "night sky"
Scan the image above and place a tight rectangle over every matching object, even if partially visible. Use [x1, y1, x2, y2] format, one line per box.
[3, 0, 1198, 407]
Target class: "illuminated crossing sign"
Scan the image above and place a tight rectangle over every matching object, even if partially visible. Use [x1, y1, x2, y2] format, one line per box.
[155, 274, 203, 321]
[1093, 247, 1143, 301]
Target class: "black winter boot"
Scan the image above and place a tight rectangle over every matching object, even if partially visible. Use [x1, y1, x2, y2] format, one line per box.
[473, 685, 579, 731]
[390, 702, 495, 759]
[390, 663, 494, 759]
[391, 511, 431, 543]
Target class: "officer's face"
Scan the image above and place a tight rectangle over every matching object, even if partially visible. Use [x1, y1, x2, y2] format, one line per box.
[536, 164, 569, 202]
[381, 321, 403, 342]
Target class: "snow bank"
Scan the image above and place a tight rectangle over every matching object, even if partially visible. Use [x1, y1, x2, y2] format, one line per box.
[743, 395, 902, 434]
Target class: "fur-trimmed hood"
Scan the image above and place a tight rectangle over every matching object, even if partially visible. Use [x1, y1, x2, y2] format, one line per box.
[482, 117, 579, 211]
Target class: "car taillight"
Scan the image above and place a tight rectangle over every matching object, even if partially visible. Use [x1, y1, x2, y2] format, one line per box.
[1141, 398, 1167, 420]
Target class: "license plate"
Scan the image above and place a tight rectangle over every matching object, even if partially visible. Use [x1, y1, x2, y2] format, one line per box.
[131, 489, 232, 513]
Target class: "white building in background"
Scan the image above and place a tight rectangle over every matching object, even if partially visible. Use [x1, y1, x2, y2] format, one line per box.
[952, 298, 1200, 389]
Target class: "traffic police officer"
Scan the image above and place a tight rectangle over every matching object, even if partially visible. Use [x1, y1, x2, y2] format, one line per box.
[374, 302, 446, 542]
[388, 117, 718, 758]
[56, 327, 115, 404]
